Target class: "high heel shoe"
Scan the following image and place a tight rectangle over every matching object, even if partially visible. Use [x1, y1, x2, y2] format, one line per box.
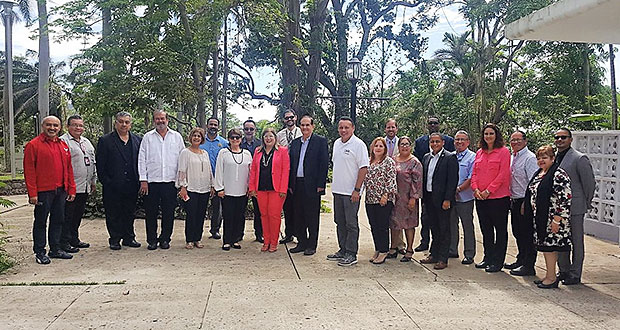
[373, 253, 387, 264]
[386, 249, 398, 259]
[369, 251, 379, 263]
[537, 278, 560, 289]
[400, 250, 414, 262]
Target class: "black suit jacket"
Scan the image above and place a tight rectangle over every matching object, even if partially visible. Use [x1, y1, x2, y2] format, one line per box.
[288, 133, 329, 197]
[414, 134, 455, 163]
[96, 131, 142, 192]
[422, 149, 459, 208]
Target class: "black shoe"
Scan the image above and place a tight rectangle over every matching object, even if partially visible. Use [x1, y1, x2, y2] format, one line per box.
[256, 236, 264, 243]
[556, 272, 569, 281]
[562, 277, 581, 285]
[461, 257, 474, 265]
[475, 260, 489, 269]
[232, 243, 241, 249]
[35, 253, 51, 265]
[414, 244, 428, 252]
[159, 241, 170, 249]
[503, 262, 521, 270]
[303, 248, 316, 256]
[122, 239, 141, 248]
[485, 264, 502, 273]
[279, 236, 294, 244]
[210, 232, 221, 239]
[49, 250, 73, 259]
[61, 244, 80, 253]
[509, 265, 536, 276]
[147, 243, 158, 250]
[109, 242, 122, 250]
[289, 246, 305, 253]
[537, 278, 560, 289]
[386, 250, 398, 259]
[533, 279, 543, 285]
[73, 241, 90, 248]
[448, 253, 459, 259]
[222, 244, 231, 251]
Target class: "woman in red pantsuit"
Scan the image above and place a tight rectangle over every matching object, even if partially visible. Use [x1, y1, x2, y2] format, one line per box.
[249, 128, 290, 252]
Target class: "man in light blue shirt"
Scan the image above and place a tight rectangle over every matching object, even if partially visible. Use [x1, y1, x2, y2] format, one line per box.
[449, 130, 477, 264]
[199, 117, 228, 239]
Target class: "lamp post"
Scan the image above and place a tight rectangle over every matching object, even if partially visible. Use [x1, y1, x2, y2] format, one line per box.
[346, 57, 362, 124]
[1, 0, 17, 179]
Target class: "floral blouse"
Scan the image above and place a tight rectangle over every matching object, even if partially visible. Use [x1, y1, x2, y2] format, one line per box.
[529, 167, 572, 248]
[363, 157, 397, 205]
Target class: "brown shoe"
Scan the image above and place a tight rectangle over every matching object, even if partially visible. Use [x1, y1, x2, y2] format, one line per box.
[419, 256, 438, 264]
[434, 261, 448, 270]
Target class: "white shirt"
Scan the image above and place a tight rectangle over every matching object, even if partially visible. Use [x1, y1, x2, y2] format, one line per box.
[176, 148, 213, 193]
[277, 126, 302, 147]
[426, 149, 443, 192]
[138, 128, 185, 182]
[510, 146, 538, 198]
[331, 135, 369, 195]
[60, 133, 97, 194]
[214, 148, 252, 196]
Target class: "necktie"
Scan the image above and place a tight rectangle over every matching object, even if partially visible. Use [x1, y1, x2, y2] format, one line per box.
[287, 131, 293, 144]
[388, 140, 394, 156]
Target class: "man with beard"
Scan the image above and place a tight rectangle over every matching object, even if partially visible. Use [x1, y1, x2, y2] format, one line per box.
[138, 110, 185, 250]
[276, 109, 302, 244]
[200, 117, 229, 239]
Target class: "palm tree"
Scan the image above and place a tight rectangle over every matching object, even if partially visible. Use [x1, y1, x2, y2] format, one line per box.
[434, 31, 475, 98]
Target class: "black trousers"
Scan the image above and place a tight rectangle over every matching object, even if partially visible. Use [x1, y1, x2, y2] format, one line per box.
[222, 195, 248, 245]
[283, 193, 296, 238]
[33, 188, 66, 254]
[476, 197, 510, 266]
[209, 195, 222, 235]
[183, 191, 209, 243]
[366, 202, 393, 253]
[251, 196, 263, 239]
[144, 182, 178, 245]
[510, 198, 537, 268]
[104, 183, 139, 244]
[419, 204, 430, 247]
[293, 180, 321, 250]
[61, 192, 88, 246]
[426, 199, 451, 263]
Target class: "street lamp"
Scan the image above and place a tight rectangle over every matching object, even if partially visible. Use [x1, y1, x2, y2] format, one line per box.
[1, 0, 17, 179]
[346, 57, 362, 124]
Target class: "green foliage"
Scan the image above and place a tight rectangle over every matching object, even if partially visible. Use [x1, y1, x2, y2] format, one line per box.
[0, 221, 15, 274]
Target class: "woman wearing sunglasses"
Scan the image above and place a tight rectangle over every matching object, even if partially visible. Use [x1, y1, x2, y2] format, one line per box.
[214, 128, 252, 250]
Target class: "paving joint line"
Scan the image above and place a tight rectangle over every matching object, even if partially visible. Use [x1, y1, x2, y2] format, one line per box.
[376, 279, 422, 330]
[44, 285, 91, 330]
[0, 203, 28, 215]
[198, 281, 214, 329]
[284, 241, 302, 280]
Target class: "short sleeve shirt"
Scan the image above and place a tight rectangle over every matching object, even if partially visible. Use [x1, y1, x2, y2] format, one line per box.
[331, 135, 369, 195]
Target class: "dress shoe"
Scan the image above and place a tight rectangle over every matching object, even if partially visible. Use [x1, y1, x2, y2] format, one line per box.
[73, 241, 90, 248]
[122, 239, 141, 248]
[256, 236, 264, 243]
[303, 248, 316, 256]
[509, 265, 536, 276]
[48, 250, 73, 259]
[279, 236, 294, 244]
[232, 243, 241, 249]
[485, 264, 503, 273]
[562, 277, 581, 285]
[35, 253, 51, 265]
[109, 242, 122, 250]
[222, 244, 231, 251]
[556, 272, 569, 281]
[210, 232, 221, 239]
[448, 253, 459, 259]
[434, 261, 448, 270]
[386, 249, 398, 259]
[159, 241, 170, 249]
[419, 256, 438, 264]
[503, 261, 521, 270]
[537, 278, 560, 289]
[533, 279, 543, 285]
[461, 257, 474, 265]
[475, 260, 489, 269]
[61, 244, 80, 253]
[147, 243, 158, 250]
[414, 244, 428, 252]
[289, 246, 305, 254]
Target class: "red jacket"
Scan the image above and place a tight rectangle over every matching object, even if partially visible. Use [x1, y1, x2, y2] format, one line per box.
[249, 146, 290, 194]
[23, 133, 77, 198]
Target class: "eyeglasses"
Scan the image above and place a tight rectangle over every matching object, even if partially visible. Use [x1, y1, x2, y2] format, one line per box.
[229, 136, 242, 140]
[284, 116, 295, 120]
[554, 135, 570, 140]
[510, 138, 523, 143]
[428, 121, 439, 125]
[455, 138, 469, 142]
[399, 143, 411, 147]
[243, 127, 255, 131]
[116, 120, 131, 125]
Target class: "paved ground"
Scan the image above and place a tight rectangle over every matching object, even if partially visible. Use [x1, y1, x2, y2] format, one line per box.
[1, 192, 620, 329]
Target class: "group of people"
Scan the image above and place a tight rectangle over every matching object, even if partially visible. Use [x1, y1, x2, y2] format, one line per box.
[23, 111, 596, 289]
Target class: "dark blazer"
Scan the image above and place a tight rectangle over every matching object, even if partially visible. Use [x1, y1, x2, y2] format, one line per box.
[414, 134, 455, 162]
[288, 133, 329, 197]
[96, 131, 142, 192]
[422, 149, 459, 208]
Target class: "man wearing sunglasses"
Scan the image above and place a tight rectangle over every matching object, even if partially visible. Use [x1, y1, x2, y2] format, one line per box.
[276, 109, 302, 244]
[241, 119, 264, 243]
[413, 116, 455, 252]
[554, 128, 595, 285]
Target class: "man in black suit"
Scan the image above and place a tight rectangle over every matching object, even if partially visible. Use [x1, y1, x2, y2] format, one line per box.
[414, 116, 455, 252]
[419, 133, 458, 270]
[287, 114, 329, 256]
[96, 111, 142, 250]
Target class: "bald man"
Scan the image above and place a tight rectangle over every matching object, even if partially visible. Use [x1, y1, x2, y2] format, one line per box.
[24, 116, 77, 264]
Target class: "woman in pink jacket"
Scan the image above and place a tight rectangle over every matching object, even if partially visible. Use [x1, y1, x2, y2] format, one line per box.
[249, 128, 290, 252]
[471, 123, 511, 273]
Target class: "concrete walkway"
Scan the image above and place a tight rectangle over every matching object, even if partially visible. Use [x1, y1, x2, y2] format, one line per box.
[1, 192, 619, 329]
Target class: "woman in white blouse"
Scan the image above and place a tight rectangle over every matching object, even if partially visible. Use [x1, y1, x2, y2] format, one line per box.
[177, 128, 213, 249]
[214, 128, 252, 250]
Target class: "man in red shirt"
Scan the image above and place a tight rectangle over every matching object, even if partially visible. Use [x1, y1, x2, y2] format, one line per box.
[23, 116, 77, 264]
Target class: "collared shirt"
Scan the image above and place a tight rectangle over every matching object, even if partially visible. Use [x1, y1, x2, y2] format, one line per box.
[60, 133, 97, 194]
[555, 147, 571, 165]
[385, 136, 398, 157]
[277, 126, 302, 147]
[456, 148, 476, 202]
[241, 137, 261, 156]
[138, 128, 185, 183]
[510, 146, 538, 198]
[426, 149, 443, 192]
[331, 135, 369, 195]
[296, 135, 311, 177]
[471, 146, 511, 199]
[200, 135, 229, 174]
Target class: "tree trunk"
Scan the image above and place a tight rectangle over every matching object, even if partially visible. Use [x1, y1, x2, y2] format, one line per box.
[331, 0, 349, 121]
[178, 2, 206, 128]
[280, 0, 301, 114]
[583, 43, 591, 113]
[222, 17, 228, 135]
[212, 49, 219, 120]
[37, 0, 50, 123]
[303, 0, 328, 115]
[102, 4, 113, 134]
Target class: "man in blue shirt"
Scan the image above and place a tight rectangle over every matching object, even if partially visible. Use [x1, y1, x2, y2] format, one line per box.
[449, 130, 476, 264]
[241, 119, 263, 243]
[199, 117, 228, 239]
